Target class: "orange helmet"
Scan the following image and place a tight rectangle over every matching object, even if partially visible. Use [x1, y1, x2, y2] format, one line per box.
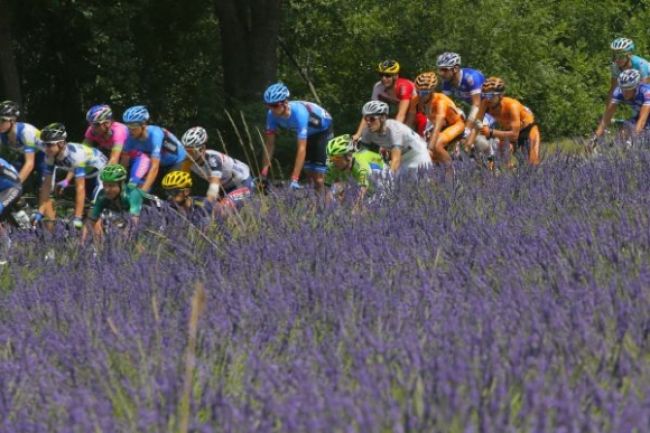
[414, 72, 438, 91]
[482, 77, 506, 94]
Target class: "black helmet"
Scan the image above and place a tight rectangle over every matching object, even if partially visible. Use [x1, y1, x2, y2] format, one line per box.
[0, 100, 20, 118]
[41, 122, 68, 142]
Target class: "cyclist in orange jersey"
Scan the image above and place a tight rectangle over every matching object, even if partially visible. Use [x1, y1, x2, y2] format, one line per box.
[407, 72, 464, 174]
[466, 77, 541, 166]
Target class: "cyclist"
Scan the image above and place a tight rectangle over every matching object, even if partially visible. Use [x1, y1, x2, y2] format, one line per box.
[407, 72, 465, 174]
[0, 157, 23, 223]
[181, 126, 253, 207]
[353, 60, 425, 140]
[0, 100, 46, 184]
[358, 101, 432, 175]
[161, 170, 213, 216]
[594, 69, 650, 145]
[261, 83, 333, 191]
[607, 38, 650, 108]
[83, 104, 128, 165]
[121, 105, 187, 192]
[84, 164, 153, 239]
[325, 134, 384, 200]
[466, 77, 541, 166]
[35, 123, 107, 229]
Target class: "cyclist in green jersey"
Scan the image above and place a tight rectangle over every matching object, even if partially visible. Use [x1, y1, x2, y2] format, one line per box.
[84, 164, 147, 239]
[325, 134, 384, 201]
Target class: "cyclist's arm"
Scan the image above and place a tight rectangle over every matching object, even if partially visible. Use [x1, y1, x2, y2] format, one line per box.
[428, 103, 446, 149]
[18, 152, 34, 183]
[595, 102, 618, 136]
[395, 99, 410, 123]
[261, 133, 276, 174]
[74, 176, 86, 219]
[291, 139, 307, 181]
[467, 93, 482, 126]
[405, 98, 417, 129]
[465, 103, 487, 149]
[389, 147, 402, 172]
[635, 105, 650, 134]
[141, 157, 159, 192]
[606, 78, 617, 105]
[38, 174, 55, 219]
[108, 147, 122, 165]
[498, 105, 520, 142]
[120, 152, 130, 169]
[353, 118, 367, 141]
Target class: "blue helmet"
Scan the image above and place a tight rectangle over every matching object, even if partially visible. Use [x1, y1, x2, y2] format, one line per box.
[263, 83, 290, 104]
[122, 105, 150, 123]
[86, 104, 113, 123]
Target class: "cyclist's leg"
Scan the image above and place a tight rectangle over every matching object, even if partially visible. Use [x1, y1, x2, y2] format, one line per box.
[303, 128, 332, 190]
[527, 126, 541, 165]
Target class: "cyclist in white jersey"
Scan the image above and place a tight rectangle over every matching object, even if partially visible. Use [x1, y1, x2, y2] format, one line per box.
[359, 101, 432, 174]
[34, 123, 107, 229]
[181, 126, 253, 207]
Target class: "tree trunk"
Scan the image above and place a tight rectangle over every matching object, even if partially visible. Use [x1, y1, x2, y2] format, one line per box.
[215, 0, 282, 105]
[0, 0, 22, 105]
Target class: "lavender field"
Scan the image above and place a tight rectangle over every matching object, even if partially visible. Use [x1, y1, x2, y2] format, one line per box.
[1, 151, 649, 433]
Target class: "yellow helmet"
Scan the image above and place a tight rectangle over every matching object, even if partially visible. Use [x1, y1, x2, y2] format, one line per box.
[414, 72, 438, 91]
[377, 59, 400, 75]
[162, 170, 192, 189]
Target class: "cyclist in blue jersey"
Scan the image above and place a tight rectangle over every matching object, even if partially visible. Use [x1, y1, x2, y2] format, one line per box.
[607, 38, 650, 108]
[0, 100, 46, 185]
[594, 69, 650, 145]
[121, 105, 187, 192]
[0, 158, 22, 221]
[260, 83, 333, 191]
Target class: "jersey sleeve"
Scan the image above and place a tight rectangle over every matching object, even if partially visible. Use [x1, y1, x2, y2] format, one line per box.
[89, 192, 106, 220]
[611, 87, 624, 104]
[21, 124, 40, 154]
[128, 188, 144, 216]
[111, 123, 128, 150]
[149, 127, 164, 159]
[371, 82, 382, 100]
[265, 110, 278, 135]
[206, 152, 225, 179]
[466, 70, 483, 95]
[83, 127, 96, 144]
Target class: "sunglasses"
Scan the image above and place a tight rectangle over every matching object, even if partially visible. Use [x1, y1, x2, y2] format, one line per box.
[379, 73, 396, 78]
[165, 188, 185, 198]
[266, 102, 284, 108]
[613, 53, 629, 60]
[0, 117, 13, 123]
[364, 115, 380, 122]
[418, 90, 433, 97]
[481, 92, 503, 100]
[126, 123, 143, 130]
[438, 67, 453, 73]
[91, 121, 109, 127]
[43, 141, 62, 148]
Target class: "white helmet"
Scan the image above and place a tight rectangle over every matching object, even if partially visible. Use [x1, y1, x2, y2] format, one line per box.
[618, 69, 641, 90]
[182, 126, 208, 148]
[611, 37, 635, 52]
[362, 100, 389, 116]
[436, 52, 461, 68]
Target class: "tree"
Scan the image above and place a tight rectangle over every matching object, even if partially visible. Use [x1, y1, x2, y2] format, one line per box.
[0, 0, 22, 104]
[215, 0, 283, 105]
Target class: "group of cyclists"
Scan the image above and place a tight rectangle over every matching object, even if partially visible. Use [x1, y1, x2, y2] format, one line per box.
[0, 37, 647, 243]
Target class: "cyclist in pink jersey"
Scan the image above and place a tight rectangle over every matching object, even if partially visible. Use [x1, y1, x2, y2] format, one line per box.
[82, 105, 127, 165]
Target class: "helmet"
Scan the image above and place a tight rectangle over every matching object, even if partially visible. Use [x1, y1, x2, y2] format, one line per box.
[122, 105, 150, 123]
[100, 164, 127, 183]
[482, 77, 506, 93]
[0, 100, 20, 118]
[181, 126, 208, 149]
[41, 122, 67, 142]
[377, 59, 400, 74]
[414, 72, 439, 91]
[611, 37, 635, 52]
[618, 69, 641, 89]
[263, 83, 290, 104]
[86, 104, 113, 123]
[327, 134, 355, 157]
[436, 52, 462, 68]
[362, 100, 389, 116]
[162, 170, 193, 189]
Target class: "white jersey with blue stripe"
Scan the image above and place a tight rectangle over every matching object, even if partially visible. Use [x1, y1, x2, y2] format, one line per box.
[45, 143, 107, 178]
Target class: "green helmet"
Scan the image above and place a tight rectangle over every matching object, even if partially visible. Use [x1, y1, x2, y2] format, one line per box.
[327, 134, 355, 157]
[100, 164, 127, 183]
